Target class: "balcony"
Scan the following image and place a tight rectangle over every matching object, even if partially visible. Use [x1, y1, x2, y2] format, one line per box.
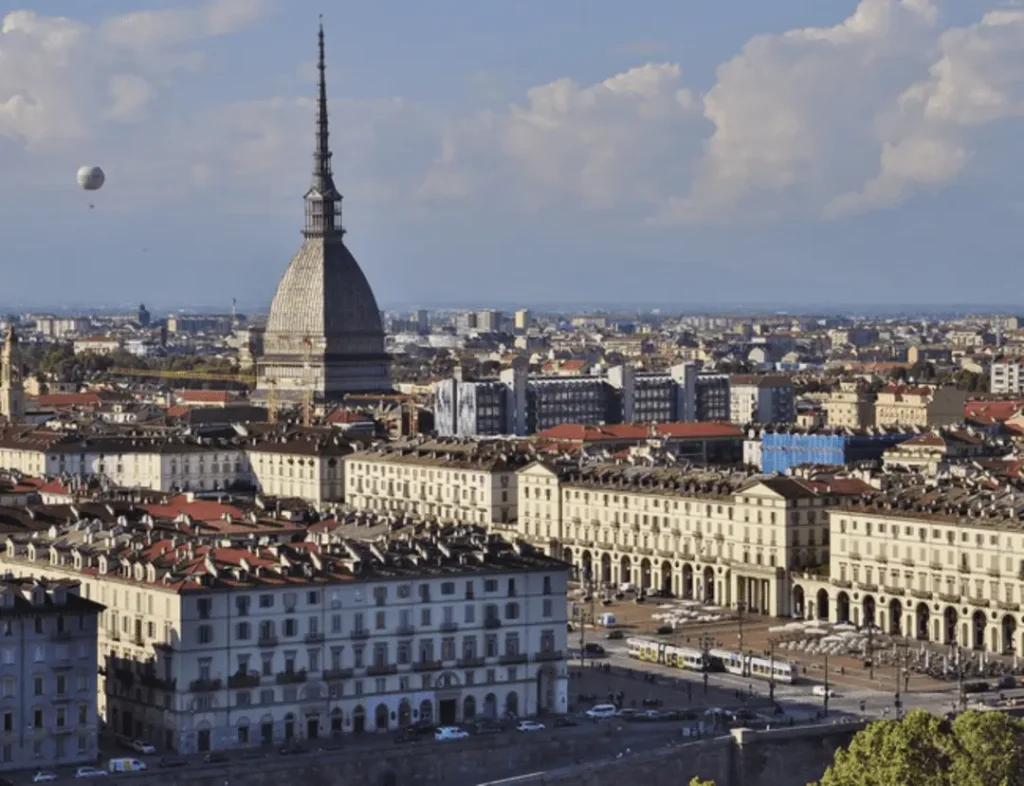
[189, 678, 222, 693]
[958, 564, 971, 574]
[140, 672, 176, 691]
[457, 656, 485, 668]
[350, 629, 371, 640]
[498, 653, 528, 666]
[874, 555, 888, 564]
[412, 660, 442, 673]
[998, 601, 1021, 612]
[901, 559, 915, 567]
[882, 586, 905, 596]
[533, 650, 563, 663]
[323, 668, 354, 681]
[856, 582, 879, 593]
[258, 635, 279, 648]
[440, 621, 459, 633]
[657, 550, 675, 559]
[366, 664, 398, 677]
[938, 593, 960, 604]
[396, 624, 416, 637]
[275, 669, 307, 686]
[969, 597, 991, 608]
[988, 568, 1002, 578]
[304, 632, 325, 644]
[830, 579, 853, 590]
[910, 589, 933, 600]
[926, 562, 942, 572]
[484, 618, 502, 630]
[228, 672, 261, 689]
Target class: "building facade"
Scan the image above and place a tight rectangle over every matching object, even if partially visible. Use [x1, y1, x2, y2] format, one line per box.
[824, 382, 876, 429]
[517, 463, 835, 617]
[0, 578, 103, 773]
[0, 527, 568, 753]
[790, 481, 1024, 657]
[729, 375, 796, 425]
[991, 356, 1024, 395]
[874, 385, 967, 428]
[344, 440, 530, 528]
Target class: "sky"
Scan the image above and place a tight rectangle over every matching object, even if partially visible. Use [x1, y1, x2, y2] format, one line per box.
[3, 0, 1024, 313]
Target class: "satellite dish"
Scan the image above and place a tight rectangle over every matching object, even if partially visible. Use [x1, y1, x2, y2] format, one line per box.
[77, 166, 105, 192]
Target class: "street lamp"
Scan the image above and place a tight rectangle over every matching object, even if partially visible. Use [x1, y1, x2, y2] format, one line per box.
[697, 633, 716, 696]
[767, 638, 777, 705]
[737, 601, 747, 677]
[823, 652, 830, 717]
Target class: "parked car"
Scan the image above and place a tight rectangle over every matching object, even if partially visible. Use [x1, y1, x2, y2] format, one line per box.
[471, 719, 504, 735]
[656, 625, 674, 635]
[131, 740, 156, 755]
[585, 704, 618, 720]
[583, 642, 605, 656]
[73, 767, 108, 779]
[203, 752, 229, 764]
[108, 759, 147, 774]
[434, 726, 470, 741]
[605, 630, 625, 640]
[516, 721, 545, 732]
[32, 773, 57, 783]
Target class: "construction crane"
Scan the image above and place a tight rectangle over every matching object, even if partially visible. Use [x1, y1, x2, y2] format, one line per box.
[109, 366, 282, 424]
[109, 367, 256, 386]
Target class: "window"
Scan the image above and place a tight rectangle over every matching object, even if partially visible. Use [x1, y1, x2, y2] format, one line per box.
[261, 654, 273, 677]
[197, 625, 213, 644]
[397, 642, 411, 664]
[34, 617, 43, 634]
[373, 587, 387, 607]
[375, 612, 386, 630]
[542, 599, 553, 618]
[197, 598, 212, 620]
[542, 576, 552, 595]
[78, 704, 88, 726]
[199, 658, 212, 680]
[56, 676, 66, 695]
[236, 596, 250, 617]
[331, 614, 342, 634]
[507, 579, 517, 597]
[33, 677, 43, 696]
[420, 608, 432, 627]
[504, 603, 520, 621]
[56, 708, 65, 728]
[33, 709, 42, 729]
[259, 594, 274, 609]
[308, 649, 320, 672]
[464, 605, 475, 624]
[441, 582, 455, 596]
[307, 590, 320, 605]
[237, 622, 251, 641]
[284, 618, 297, 637]
[484, 579, 498, 593]
[259, 620, 275, 641]
[354, 646, 365, 668]
[3, 712, 11, 732]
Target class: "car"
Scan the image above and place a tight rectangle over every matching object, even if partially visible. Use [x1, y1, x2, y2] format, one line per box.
[0, 777, 14, 786]
[203, 752, 229, 764]
[32, 773, 57, 784]
[279, 742, 307, 755]
[605, 629, 625, 640]
[811, 685, 839, 698]
[553, 717, 578, 728]
[74, 767, 108, 779]
[656, 625, 674, 635]
[582, 642, 605, 656]
[516, 721, 545, 732]
[131, 740, 156, 755]
[434, 726, 470, 741]
[585, 704, 618, 719]
[158, 756, 188, 769]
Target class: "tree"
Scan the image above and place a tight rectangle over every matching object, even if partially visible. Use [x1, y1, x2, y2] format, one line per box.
[813, 710, 1024, 786]
[689, 779, 716, 786]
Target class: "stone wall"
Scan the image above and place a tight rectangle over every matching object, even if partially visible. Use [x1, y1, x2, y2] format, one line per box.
[102, 722, 862, 786]
[490, 722, 867, 786]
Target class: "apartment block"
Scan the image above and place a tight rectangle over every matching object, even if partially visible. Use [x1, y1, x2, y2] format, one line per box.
[0, 524, 568, 754]
[0, 578, 103, 772]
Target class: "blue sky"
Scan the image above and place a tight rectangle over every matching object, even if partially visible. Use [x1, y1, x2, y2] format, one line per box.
[2, 0, 1023, 312]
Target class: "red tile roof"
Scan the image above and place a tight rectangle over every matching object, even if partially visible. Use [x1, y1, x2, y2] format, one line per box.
[176, 390, 238, 404]
[964, 400, 1024, 423]
[34, 393, 102, 408]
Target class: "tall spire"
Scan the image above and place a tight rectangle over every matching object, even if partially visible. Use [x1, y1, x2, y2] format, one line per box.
[303, 16, 343, 239]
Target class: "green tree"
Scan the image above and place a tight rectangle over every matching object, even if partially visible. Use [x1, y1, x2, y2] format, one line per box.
[689, 779, 716, 786]
[814, 710, 1024, 786]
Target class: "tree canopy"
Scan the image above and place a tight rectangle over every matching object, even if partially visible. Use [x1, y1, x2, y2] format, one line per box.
[814, 710, 1024, 786]
[689, 710, 1024, 786]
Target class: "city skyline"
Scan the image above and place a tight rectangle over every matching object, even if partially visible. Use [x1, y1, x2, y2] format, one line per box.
[3, 0, 1024, 306]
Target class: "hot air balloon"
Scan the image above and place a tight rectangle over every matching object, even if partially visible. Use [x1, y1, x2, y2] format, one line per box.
[77, 166, 105, 191]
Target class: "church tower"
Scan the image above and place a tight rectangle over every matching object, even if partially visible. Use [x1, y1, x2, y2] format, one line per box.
[0, 326, 25, 422]
[256, 20, 391, 403]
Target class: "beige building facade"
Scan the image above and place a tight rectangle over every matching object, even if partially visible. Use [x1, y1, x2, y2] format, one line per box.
[874, 384, 966, 428]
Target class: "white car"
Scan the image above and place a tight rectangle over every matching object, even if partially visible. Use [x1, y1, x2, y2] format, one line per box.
[434, 726, 470, 741]
[811, 685, 839, 698]
[132, 740, 156, 755]
[516, 721, 545, 732]
[32, 773, 57, 783]
[74, 767, 108, 779]
[585, 704, 618, 719]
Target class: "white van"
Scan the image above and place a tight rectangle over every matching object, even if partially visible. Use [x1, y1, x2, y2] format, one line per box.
[598, 612, 617, 627]
[108, 758, 147, 773]
[585, 704, 618, 719]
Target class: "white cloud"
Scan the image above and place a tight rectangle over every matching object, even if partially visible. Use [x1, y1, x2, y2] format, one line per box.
[5, 0, 1024, 226]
